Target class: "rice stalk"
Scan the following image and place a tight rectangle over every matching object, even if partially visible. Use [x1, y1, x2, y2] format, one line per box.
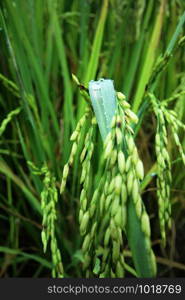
[150, 93, 185, 246]
[28, 162, 64, 278]
[62, 79, 156, 277]
[0, 106, 22, 137]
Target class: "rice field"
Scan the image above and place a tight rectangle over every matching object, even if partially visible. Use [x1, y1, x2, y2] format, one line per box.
[0, 0, 185, 278]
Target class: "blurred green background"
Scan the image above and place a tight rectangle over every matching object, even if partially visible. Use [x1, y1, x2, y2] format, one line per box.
[0, 0, 185, 277]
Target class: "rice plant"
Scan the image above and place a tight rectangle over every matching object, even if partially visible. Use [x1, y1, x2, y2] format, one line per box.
[0, 0, 185, 278]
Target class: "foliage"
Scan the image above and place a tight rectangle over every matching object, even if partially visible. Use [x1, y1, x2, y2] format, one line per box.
[0, 0, 185, 277]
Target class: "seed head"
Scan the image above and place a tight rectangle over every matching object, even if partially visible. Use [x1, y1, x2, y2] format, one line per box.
[105, 194, 112, 211]
[125, 156, 132, 172]
[116, 128, 122, 144]
[63, 164, 69, 179]
[70, 130, 79, 141]
[117, 92, 126, 101]
[80, 211, 90, 235]
[104, 228, 110, 246]
[121, 182, 127, 204]
[127, 135, 135, 153]
[114, 207, 124, 228]
[72, 73, 80, 85]
[136, 160, 144, 180]
[110, 149, 117, 166]
[114, 174, 122, 195]
[118, 151, 125, 174]
[141, 212, 151, 237]
[111, 195, 120, 216]
[135, 199, 142, 218]
[104, 140, 114, 159]
[127, 170, 134, 194]
[125, 109, 138, 124]
[41, 231, 47, 253]
[82, 234, 91, 252]
[132, 179, 139, 203]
